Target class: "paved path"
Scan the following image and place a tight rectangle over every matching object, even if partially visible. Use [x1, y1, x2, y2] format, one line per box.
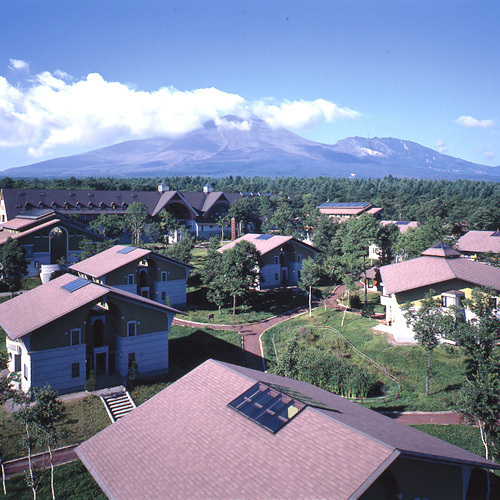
[2, 445, 78, 479]
[383, 411, 464, 425]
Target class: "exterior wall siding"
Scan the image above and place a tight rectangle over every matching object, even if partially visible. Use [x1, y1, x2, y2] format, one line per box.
[260, 263, 281, 289]
[29, 344, 87, 394]
[152, 279, 187, 306]
[288, 262, 303, 285]
[113, 284, 137, 295]
[115, 331, 169, 378]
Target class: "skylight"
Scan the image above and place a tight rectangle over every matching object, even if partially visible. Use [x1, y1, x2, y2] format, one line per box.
[256, 234, 273, 240]
[319, 202, 369, 208]
[117, 246, 136, 254]
[228, 382, 305, 433]
[61, 277, 90, 293]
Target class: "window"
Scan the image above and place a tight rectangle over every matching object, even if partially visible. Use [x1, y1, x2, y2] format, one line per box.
[161, 291, 167, 302]
[70, 329, 81, 346]
[161, 271, 167, 282]
[274, 256, 279, 265]
[275, 273, 279, 281]
[72, 362, 80, 378]
[297, 254, 302, 263]
[127, 274, 135, 285]
[489, 297, 498, 310]
[298, 270, 301, 280]
[127, 321, 137, 337]
[128, 352, 136, 367]
[23, 245, 34, 259]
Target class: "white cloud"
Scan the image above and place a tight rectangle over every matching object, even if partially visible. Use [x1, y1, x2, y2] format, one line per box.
[0, 68, 361, 158]
[250, 98, 360, 129]
[485, 151, 496, 160]
[436, 139, 447, 153]
[455, 115, 496, 129]
[8, 59, 29, 72]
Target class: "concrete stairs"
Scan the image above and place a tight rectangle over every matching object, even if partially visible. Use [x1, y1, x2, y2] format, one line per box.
[101, 391, 137, 422]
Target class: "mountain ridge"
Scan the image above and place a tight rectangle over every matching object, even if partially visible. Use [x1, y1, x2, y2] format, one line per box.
[2, 117, 499, 180]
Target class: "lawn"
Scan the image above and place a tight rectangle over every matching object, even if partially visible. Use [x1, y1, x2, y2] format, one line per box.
[3, 460, 106, 500]
[262, 307, 467, 412]
[0, 395, 110, 461]
[412, 424, 485, 458]
[183, 287, 307, 325]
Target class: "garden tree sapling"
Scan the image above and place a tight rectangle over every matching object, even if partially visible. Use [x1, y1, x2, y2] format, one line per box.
[1, 238, 28, 293]
[404, 292, 455, 397]
[30, 386, 66, 500]
[126, 202, 148, 245]
[298, 257, 322, 317]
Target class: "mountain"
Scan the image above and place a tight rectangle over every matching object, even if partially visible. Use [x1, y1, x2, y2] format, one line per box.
[3, 116, 500, 180]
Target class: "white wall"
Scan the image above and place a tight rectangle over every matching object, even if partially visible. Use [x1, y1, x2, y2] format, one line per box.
[115, 330, 169, 378]
[152, 279, 186, 306]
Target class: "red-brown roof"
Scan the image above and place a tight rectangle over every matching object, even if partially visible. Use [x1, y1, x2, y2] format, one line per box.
[218, 234, 318, 256]
[380, 243, 500, 295]
[0, 274, 108, 340]
[69, 245, 192, 278]
[76, 360, 498, 500]
[456, 230, 500, 254]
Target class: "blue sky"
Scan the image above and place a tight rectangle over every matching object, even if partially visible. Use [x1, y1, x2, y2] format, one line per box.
[1, 0, 499, 173]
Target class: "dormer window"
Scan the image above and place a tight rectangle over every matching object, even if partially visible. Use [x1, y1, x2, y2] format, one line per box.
[122, 202, 127, 209]
[111, 203, 116, 210]
[88, 202, 93, 209]
[76, 202, 82, 210]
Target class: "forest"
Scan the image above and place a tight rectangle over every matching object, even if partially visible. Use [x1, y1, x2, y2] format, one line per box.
[1, 174, 499, 229]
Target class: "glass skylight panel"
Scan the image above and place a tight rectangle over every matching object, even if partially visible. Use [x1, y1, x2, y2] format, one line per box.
[228, 382, 305, 433]
[61, 277, 90, 293]
[117, 246, 137, 254]
[256, 234, 273, 240]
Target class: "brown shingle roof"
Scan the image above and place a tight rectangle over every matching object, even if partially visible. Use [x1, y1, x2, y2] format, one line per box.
[456, 230, 500, 254]
[76, 360, 498, 500]
[69, 245, 192, 278]
[0, 274, 108, 340]
[380, 248, 500, 295]
[218, 234, 318, 256]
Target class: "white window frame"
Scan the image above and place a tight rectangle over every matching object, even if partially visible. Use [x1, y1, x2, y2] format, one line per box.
[297, 254, 302, 263]
[273, 256, 279, 265]
[127, 274, 135, 285]
[71, 362, 80, 378]
[161, 271, 168, 282]
[70, 328, 81, 346]
[127, 321, 137, 337]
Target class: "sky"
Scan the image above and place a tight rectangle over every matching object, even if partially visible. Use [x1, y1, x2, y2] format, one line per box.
[0, 0, 499, 173]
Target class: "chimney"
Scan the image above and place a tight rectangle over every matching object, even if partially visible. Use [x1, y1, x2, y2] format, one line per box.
[231, 217, 236, 241]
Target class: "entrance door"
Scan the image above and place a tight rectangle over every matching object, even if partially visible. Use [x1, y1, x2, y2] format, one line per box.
[282, 269, 288, 282]
[49, 227, 67, 264]
[94, 347, 109, 376]
[140, 287, 149, 298]
[93, 319, 104, 347]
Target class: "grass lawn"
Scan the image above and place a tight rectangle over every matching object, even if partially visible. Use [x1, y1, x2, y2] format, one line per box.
[262, 307, 467, 412]
[0, 395, 110, 461]
[183, 287, 307, 325]
[4, 460, 106, 500]
[412, 424, 485, 458]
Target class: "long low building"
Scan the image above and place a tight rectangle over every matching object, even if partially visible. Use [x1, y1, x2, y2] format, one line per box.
[0, 183, 263, 240]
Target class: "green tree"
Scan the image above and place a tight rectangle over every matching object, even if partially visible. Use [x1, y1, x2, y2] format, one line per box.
[30, 386, 66, 500]
[158, 209, 179, 244]
[376, 222, 400, 265]
[216, 214, 229, 241]
[274, 334, 302, 379]
[397, 217, 451, 259]
[404, 292, 454, 397]
[13, 391, 43, 499]
[89, 214, 124, 238]
[1, 238, 28, 292]
[453, 289, 500, 460]
[126, 202, 148, 245]
[166, 230, 195, 264]
[338, 214, 378, 302]
[299, 257, 322, 317]
[222, 240, 262, 317]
